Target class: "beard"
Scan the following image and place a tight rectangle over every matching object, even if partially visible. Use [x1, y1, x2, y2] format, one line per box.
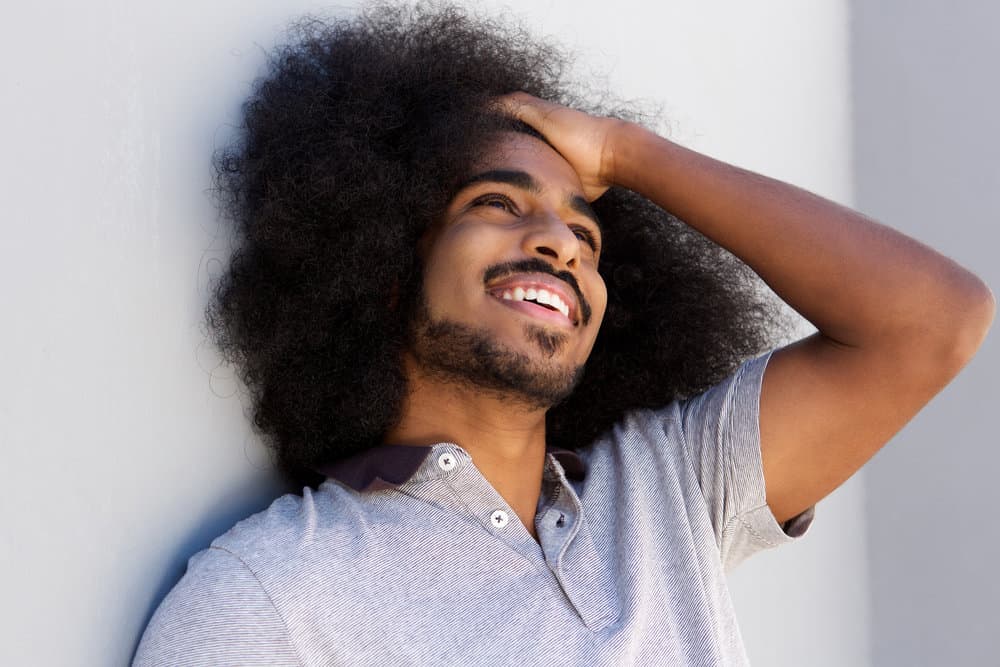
[409, 298, 585, 411]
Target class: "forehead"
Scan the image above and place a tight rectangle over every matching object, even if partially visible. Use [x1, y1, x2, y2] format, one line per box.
[466, 131, 584, 191]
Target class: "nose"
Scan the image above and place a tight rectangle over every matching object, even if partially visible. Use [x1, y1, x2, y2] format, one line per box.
[520, 211, 581, 269]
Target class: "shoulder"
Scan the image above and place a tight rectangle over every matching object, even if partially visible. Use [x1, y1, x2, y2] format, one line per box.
[603, 352, 772, 442]
[575, 404, 686, 484]
[167, 483, 367, 614]
[211, 482, 366, 570]
[133, 543, 299, 665]
[578, 352, 773, 479]
[134, 484, 363, 665]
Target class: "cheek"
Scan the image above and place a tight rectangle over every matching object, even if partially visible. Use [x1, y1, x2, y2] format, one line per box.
[427, 224, 507, 276]
[420, 227, 495, 311]
[590, 276, 609, 321]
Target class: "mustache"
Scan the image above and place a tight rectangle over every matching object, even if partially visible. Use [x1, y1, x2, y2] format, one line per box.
[482, 258, 593, 325]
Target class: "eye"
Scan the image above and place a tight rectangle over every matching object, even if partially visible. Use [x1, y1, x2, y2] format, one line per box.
[572, 226, 600, 252]
[471, 193, 517, 213]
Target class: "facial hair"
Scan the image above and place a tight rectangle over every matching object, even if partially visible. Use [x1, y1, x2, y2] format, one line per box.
[409, 298, 585, 411]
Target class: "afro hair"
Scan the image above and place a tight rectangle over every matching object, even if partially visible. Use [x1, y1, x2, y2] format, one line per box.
[207, 1, 786, 486]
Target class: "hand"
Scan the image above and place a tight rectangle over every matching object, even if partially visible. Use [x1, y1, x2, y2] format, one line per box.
[497, 92, 627, 201]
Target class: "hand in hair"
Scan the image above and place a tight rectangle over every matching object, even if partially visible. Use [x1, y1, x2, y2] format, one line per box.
[500, 92, 624, 202]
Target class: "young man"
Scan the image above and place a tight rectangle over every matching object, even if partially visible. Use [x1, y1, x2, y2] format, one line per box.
[135, 4, 993, 665]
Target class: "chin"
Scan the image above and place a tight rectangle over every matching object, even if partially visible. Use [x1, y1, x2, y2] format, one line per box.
[521, 323, 570, 359]
[411, 303, 586, 410]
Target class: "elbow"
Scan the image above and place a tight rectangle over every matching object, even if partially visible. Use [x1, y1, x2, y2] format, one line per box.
[954, 278, 994, 352]
[928, 277, 995, 374]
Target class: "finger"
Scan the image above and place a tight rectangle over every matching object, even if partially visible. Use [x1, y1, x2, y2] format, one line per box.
[494, 92, 554, 128]
[490, 92, 522, 118]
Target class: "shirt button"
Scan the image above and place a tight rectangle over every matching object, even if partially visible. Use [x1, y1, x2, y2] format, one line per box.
[437, 453, 457, 472]
[490, 509, 509, 528]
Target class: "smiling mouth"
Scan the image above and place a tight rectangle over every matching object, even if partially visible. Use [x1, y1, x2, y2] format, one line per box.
[504, 285, 570, 317]
[488, 287, 578, 326]
[482, 260, 591, 326]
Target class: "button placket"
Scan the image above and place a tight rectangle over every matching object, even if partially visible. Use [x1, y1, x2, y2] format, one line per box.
[437, 452, 458, 472]
[489, 509, 509, 529]
[538, 474, 583, 570]
[434, 449, 543, 559]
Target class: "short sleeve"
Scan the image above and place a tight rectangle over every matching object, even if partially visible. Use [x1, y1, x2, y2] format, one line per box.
[133, 546, 300, 667]
[675, 350, 814, 571]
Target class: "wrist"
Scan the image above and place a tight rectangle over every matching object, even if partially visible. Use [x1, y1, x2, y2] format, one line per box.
[604, 122, 669, 193]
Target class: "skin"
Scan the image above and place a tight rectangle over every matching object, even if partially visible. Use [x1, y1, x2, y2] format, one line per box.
[389, 92, 995, 540]
[385, 132, 607, 540]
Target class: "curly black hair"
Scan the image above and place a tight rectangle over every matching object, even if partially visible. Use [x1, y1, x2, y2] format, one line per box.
[208, 1, 787, 486]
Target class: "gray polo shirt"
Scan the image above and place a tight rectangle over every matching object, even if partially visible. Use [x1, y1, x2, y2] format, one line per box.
[134, 351, 813, 666]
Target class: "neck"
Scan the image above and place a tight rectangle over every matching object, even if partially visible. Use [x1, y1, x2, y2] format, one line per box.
[385, 356, 549, 540]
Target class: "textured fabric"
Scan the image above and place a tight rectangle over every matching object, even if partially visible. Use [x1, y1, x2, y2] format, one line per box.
[134, 350, 813, 666]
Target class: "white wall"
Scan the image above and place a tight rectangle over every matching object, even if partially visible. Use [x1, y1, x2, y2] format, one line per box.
[851, 3, 1000, 664]
[0, 2, 865, 665]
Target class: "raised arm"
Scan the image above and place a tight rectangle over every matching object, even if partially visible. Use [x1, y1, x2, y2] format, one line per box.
[507, 93, 995, 523]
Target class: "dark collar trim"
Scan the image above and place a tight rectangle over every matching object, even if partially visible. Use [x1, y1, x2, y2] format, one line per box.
[317, 444, 432, 493]
[318, 443, 587, 493]
[550, 446, 586, 481]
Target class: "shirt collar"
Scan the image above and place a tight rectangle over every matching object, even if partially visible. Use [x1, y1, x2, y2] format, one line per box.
[318, 443, 587, 493]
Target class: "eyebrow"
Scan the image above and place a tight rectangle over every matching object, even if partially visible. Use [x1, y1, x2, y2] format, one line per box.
[456, 168, 604, 235]
[459, 169, 540, 194]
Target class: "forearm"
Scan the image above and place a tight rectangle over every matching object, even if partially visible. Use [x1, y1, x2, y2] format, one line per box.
[610, 123, 994, 354]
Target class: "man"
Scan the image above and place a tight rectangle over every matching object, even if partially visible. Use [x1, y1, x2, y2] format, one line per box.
[135, 4, 993, 665]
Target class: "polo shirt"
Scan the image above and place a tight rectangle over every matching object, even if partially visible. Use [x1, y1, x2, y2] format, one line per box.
[134, 350, 814, 666]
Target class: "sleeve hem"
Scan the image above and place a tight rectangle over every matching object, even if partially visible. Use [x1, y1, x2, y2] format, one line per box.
[781, 505, 815, 538]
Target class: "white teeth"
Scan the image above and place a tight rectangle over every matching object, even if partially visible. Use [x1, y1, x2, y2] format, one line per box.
[494, 285, 572, 321]
[549, 294, 569, 317]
